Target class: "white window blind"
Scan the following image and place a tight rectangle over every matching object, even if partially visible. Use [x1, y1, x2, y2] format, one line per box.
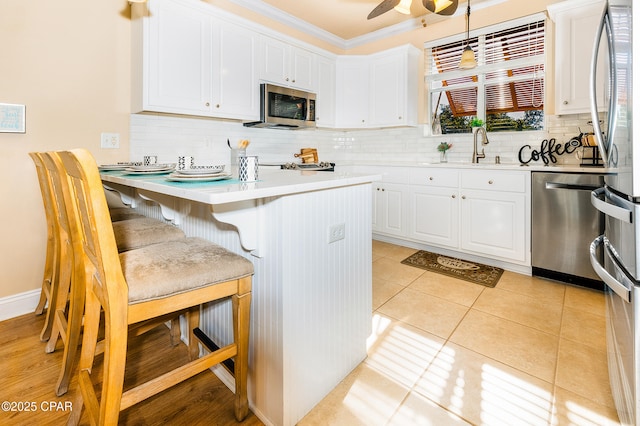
[426, 17, 545, 134]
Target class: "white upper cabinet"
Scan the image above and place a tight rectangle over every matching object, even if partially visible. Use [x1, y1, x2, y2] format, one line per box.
[133, 0, 259, 120]
[315, 55, 336, 128]
[549, 0, 606, 115]
[259, 36, 317, 92]
[334, 45, 419, 129]
[211, 20, 259, 120]
[137, 0, 213, 115]
[335, 56, 370, 128]
[369, 45, 419, 128]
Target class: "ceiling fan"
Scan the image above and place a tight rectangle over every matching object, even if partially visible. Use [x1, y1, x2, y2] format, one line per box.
[367, 0, 459, 20]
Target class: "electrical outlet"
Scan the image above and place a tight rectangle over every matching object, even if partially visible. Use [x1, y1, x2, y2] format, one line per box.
[328, 223, 345, 244]
[101, 132, 120, 149]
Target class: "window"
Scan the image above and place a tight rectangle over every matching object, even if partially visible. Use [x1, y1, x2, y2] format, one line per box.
[425, 15, 545, 134]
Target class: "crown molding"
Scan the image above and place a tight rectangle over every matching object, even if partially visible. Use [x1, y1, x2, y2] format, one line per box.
[224, 0, 348, 49]
[223, 0, 508, 50]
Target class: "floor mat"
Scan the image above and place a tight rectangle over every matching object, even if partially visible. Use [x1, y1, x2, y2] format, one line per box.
[401, 250, 504, 288]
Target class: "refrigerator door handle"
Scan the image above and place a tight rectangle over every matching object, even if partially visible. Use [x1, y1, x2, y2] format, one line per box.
[590, 235, 632, 302]
[591, 187, 632, 223]
[589, 2, 617, 165]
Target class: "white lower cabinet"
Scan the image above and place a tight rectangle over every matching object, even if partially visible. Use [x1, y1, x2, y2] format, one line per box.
[404, 167, 530, 265]
[459, 189, 526, 262]
[373, 183, 407, 237]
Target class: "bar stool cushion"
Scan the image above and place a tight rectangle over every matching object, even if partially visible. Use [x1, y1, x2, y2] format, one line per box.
[121, 237, 253, 304]
[109, 207, 145, 222]
[112, 218, 186, 252]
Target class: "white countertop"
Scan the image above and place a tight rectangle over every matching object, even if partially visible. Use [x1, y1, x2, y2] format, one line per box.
[100, 168, 382, 205]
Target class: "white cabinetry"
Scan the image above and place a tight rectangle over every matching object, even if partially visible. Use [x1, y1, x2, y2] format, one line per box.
[406, 167, 530, 265]
[369, 46, 419, 128]
[373, 183, 407, 237]
[335, 45, 419, 129]
[136, 0, 212, 115]
[408, 168, 459, 249]
[335, 56, 370, 128]
[549, 0, 606, 115]
[211, 21, 259, 119]
[133, 0, 259, 120]
[259, 36, 317, 91]
[315, 55, 336, 128]
[459, 170, 527, 263]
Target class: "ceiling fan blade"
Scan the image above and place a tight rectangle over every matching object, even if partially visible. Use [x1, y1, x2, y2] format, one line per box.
[367, 0, 401, 20]
[423, 0, 459, 16]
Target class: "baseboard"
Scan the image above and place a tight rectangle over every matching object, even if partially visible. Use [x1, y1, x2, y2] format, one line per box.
[0, 289, 42, 322]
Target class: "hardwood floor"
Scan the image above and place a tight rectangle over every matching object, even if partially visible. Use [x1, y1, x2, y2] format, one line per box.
[0, 312, 263, 425]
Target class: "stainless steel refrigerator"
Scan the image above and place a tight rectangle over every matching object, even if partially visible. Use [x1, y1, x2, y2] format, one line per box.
[588, 0, 638, 424]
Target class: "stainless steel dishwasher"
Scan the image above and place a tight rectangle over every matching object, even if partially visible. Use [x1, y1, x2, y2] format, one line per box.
[531, 172, 605, 290]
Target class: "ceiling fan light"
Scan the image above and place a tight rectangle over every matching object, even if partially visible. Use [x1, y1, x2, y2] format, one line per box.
[394, 0, 413, 15]
[459, 46, 477, 69]
[128, 0, 147, 3]
[432, 0, 453, 13]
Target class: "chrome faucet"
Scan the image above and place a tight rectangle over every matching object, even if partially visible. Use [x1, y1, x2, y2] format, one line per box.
[472, 127, 489, 163]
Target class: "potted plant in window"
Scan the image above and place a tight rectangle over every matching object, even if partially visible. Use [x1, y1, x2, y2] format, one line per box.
[470, 117, 484, 138]
[470, 117, 484, 128]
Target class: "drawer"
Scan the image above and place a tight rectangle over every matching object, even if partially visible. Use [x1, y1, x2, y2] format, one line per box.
[460, 170, 527, 193]
[409, 168, 459, 188]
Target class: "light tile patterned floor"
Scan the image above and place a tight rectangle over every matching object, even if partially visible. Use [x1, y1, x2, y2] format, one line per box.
[299, 241, 621, 426]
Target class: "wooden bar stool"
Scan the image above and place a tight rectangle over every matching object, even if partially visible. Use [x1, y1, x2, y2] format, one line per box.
[54, 149, 253, 425]
[30, 152, 188, 396]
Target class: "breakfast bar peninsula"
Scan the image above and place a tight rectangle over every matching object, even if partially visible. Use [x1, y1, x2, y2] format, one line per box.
[101, 167, 379, 426]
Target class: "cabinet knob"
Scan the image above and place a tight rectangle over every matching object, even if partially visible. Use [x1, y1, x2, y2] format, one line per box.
[488, 180, 494, 184]
[292, 79, 296, 83]
[563, 100, 568, 105]
[381, 188, 385, 191]
[398, 116, 402, 120]
[461, 195, 466, 199]
[216, 104, 220, 108]
[452, 194, 456, 198]
[362, 119, 365, 123]
[205, 102, 210, 107]
[285, 77, 290, 82]
[429, 177, 433, 181]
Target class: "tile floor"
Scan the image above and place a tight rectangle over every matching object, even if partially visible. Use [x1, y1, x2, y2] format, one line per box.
[299, 241, 621, 426]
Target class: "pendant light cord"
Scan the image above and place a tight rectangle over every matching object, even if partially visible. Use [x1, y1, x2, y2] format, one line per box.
[466, 0, 471, 46]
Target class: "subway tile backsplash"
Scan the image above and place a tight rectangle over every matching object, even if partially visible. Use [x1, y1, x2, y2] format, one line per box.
[130, 113, 597, 167]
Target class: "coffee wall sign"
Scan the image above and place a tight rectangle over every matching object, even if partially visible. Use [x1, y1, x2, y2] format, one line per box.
[518, 137, 581, 165]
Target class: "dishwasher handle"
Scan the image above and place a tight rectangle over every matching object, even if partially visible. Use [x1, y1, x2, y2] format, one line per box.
[591, 187, 633, 223]
[544, 182, 601, 191]
[590, 235, 631, 303]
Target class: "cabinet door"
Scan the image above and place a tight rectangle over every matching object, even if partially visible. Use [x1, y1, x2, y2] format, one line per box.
[316, 55, 336, 128]
[459, 189, 526, 262]
[258, 37, 316, 91]
[259, 36, 289, 86]
[146, 0, 212, 114]
[372, 183, 406, 237]
[290, 47, 316, 92]
[335, 57, 369, 128]
[369, 54, 404, 127]
[211, 21, 259, 120]
[408, 185, 459, 249]
[553, 1, 606, 114]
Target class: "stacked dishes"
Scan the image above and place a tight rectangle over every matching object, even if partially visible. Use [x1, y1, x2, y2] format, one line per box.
[167, 165, 232, 182]
[123, 164, 176, 175]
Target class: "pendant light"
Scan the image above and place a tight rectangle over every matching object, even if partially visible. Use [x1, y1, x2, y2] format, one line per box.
[459, 0, 477, 69]
[394, 0, 413, 15]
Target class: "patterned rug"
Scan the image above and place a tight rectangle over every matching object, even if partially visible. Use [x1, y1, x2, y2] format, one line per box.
[401, 250, 504, 288]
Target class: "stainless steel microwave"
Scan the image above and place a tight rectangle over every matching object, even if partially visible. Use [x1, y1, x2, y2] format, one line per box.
[244, 84, 316, 129]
